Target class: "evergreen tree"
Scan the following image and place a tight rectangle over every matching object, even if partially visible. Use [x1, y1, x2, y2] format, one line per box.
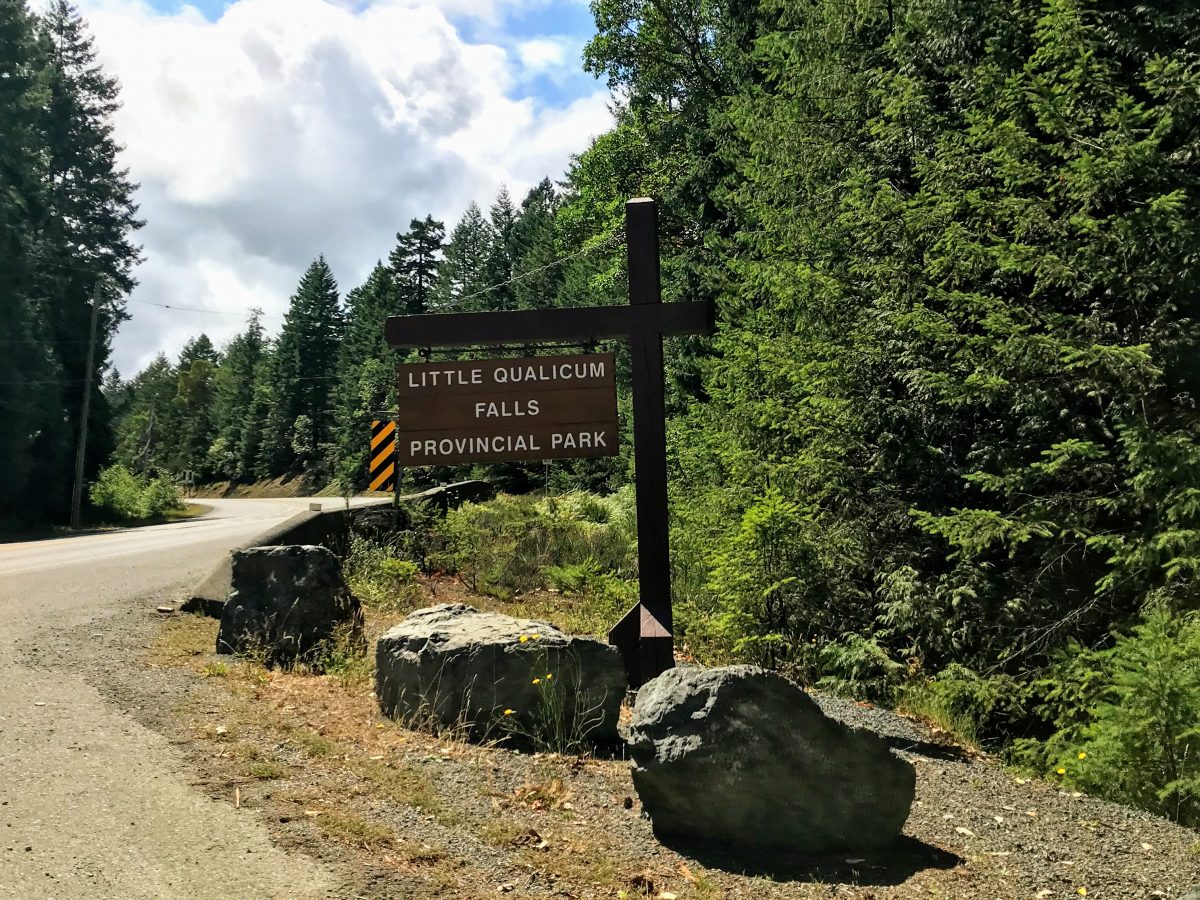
[0, 0, 59, 522]
[389, 215, 445, 315]
[333, 263, 400, 488]
[111, 353, 176, 476]
[257, 256, 343, 476]
[511, 178, 561, 310]
[210, 313, 265, 480]
[25, 0, 141, 522]
[706, 0, 1200, 678]
[171, 334, 219, 477]
[480, 186, 519, 310]
[433, 202, 491, 311]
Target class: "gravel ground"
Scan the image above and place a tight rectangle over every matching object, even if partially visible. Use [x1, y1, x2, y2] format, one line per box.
[32, 594, 1200, 900]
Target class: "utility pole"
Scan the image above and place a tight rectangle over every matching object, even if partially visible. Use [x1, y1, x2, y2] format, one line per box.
[70, 293, 101, 530]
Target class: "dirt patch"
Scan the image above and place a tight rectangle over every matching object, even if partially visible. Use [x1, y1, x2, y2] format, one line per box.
[192, 476, 312, 500]
[54, 580, 1200, 900]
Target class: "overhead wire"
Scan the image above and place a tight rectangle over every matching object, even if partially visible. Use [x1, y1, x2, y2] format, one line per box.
[437, 231, 625, 312]
[2, 230, 628, 363]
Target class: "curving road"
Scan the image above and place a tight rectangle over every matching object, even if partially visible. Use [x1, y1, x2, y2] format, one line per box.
[0, 497, 382, 899]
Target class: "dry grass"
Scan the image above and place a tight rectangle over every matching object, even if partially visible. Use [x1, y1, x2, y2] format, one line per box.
[313, 809, 398, 849]
[149, 615, 217, 666]
[163, 503, 213, 521]
[146, 595, 694, 899]
[424, 575, 622, 640]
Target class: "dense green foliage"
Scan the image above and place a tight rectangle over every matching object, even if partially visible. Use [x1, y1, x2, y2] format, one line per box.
[436, 490, 637, 600]
[0, 0, 141, 527]
[71, 0, 1200, 823]
[88, 463, 181, 521]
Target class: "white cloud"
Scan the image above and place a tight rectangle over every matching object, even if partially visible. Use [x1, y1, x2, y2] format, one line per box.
[517, 37, 565, 70]
[75, 0, 612, 375]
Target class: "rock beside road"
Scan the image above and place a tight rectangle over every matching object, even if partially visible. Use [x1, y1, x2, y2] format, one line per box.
[627, 665, 915, 854]
[375, 604, 625, 745]
[216, 545, 362, 669]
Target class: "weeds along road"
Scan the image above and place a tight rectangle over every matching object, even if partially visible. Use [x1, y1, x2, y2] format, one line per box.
[0, 497, 383, 899]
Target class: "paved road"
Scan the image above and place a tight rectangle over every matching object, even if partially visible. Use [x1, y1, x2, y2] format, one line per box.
[0, 497, 380, 899]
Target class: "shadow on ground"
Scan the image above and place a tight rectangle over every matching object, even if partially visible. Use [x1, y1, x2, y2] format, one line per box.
[882, 735, 975, 762]
[658, 834, 961, 886]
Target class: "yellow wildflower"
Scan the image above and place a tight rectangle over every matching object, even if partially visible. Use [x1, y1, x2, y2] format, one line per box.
[1077, 751, 1087, 760]
[518, 635, 529, 643]
[1077, 888, 1087, 896]
[545, 673, 553, 680]
[532, 678, 541, 685]
[503, 709, 514, 716]
[531, 633, 541, 639]
[1057, 767, 1066, 776]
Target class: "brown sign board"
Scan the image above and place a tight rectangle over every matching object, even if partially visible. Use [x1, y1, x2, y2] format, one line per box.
[395, 353, 618, 466]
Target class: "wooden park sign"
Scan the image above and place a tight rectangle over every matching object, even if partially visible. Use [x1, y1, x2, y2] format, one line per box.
[395, 353, 618, 465]
[384, 198, 714, 686]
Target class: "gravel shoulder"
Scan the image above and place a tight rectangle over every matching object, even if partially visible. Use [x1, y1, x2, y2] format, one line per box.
[29, 577, 1200, 900]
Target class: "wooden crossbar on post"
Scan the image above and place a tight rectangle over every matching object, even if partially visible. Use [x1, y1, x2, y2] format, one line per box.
[382, 198, 714, 687]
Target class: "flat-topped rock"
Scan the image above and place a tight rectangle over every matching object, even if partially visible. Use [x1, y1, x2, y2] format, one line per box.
[375, 604, 626, 747]
[627, 665, 915, 853]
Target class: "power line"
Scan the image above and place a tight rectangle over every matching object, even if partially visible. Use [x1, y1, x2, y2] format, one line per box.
[440, 232, 625, 312]
[128, 297, 284, 321]
[3, 234, 630, 367]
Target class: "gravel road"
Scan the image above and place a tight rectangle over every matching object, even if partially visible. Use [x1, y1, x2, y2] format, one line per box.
[0, 499, 377, 899]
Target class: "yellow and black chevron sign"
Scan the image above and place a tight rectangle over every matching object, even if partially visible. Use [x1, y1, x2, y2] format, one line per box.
[369, 420, 397, 492]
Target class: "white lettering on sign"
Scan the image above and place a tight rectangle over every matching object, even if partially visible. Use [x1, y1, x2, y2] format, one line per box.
[551, 431, 608, 450]
[492, 360, 607, 384]
[408, 430, 610, 458]
[407, 368, 483, 388]
[412, 434, 546, 457]
[473, 399, 541, 418]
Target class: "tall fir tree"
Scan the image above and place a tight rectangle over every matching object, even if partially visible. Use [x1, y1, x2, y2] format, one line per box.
[257, 256, 343, 476]
[210, 312, 265, 480]
[111, 353, 177, 476]
[26, 0, 141, 522]
[388, 215, 445, 316]
[511, 178, 562, 310]
[333, 263, 401, 488]
[433, 202, 490, 311]
[170, 334, 219, 477]
[0, 0, 59, 522]
[480, 186, 519, 311]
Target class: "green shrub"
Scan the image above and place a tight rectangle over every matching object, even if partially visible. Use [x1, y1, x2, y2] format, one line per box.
[817, 634, 906, 705]
[897, 664, 1024, 748]
[89, 465, 145, 519]
[436, 489, 636, 599]
[1048, 610, 1200, 827]
[89, 465, 183, 521]
[143, 475, 183, 516]
[702, 488, 867, 679]
[344, 535, 425, 612]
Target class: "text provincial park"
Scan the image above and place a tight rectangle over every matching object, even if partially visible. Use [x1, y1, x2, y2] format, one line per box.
[2, 2, 1199, 899]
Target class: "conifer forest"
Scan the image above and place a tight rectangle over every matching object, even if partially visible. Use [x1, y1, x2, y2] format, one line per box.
[3, 0, 1199, 825]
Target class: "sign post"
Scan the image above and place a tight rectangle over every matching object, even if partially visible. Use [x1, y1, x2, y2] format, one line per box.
[383, 198, 713, 686]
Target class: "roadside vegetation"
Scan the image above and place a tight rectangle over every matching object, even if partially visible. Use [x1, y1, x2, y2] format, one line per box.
[145, 534, 1200, 899]
[339, 491, 1200, 834]
[88, 463, 186, 523]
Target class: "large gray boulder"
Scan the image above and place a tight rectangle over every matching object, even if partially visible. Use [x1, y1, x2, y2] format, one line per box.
[627, 665, 915, 853]
[216, 545, 362, 669]
[375, 604, 625, 746]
